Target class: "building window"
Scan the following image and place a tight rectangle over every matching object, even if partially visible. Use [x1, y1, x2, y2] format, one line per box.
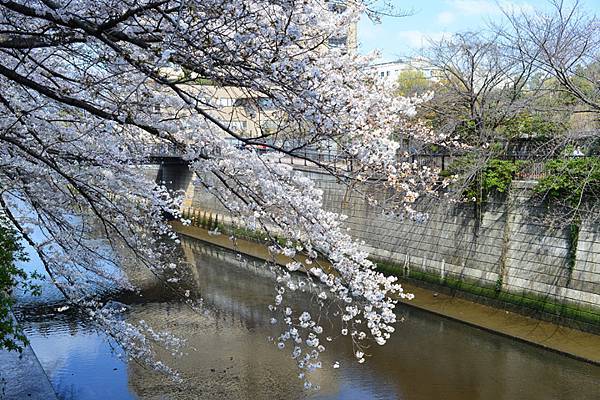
[229, 120, 247, 133]
[328, 36, 347, 48]
[327, 1, 347, 13]
[216, 98, 235, 107]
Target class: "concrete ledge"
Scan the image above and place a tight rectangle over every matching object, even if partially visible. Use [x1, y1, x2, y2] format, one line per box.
[0, 316, 57, 400]
[172, 222, 600, 366]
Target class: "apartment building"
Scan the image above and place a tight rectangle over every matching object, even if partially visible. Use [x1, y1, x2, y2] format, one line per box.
[365, 58, 439, 84]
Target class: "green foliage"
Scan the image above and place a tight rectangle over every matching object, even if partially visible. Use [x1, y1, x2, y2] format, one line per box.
[427, 144, 440, 154]
[482, 159, 521, 194]
[0, 216, 41, 352]
[228, 225, 266, 243]
[502, 113, 566, 139]
[454, 119, 478, 144]
[443, 156, 521, 202]
[494, 276, 503, 294]
[438, 153, 476, 178]
[181, 68, 214, 85]
[566, 220, 580, 283]
[193, 77, 215, 85]
[534, 157, 600, 205]
[395, 69, 431, 97]
[459, 119, 477, 134]
[551, 71, 596, 107]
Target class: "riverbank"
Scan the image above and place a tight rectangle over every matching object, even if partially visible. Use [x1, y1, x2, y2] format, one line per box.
[0, 313, 58, 400]
[176, 167, 600, 328]
[172, 221, 600, 365]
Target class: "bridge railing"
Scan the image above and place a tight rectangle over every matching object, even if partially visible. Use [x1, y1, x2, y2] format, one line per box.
[142, 141, 560, 180]
[143, 143, 181, 158]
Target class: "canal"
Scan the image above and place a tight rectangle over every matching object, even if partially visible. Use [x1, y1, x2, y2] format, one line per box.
[15, 236, 600, 400]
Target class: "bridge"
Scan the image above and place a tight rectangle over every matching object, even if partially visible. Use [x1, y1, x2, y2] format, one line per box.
[143, 141, 568, 180]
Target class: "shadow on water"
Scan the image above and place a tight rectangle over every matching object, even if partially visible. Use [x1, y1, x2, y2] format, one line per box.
[16, 237, 600, 400]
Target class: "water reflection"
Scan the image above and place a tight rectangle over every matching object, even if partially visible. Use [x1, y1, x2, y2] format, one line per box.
[17, 237, 600, 400]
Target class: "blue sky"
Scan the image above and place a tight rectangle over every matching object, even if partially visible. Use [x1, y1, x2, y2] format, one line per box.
[358, 0, 600, 62]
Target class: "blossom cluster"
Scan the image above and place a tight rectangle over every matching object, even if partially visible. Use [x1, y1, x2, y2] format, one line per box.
[0, 0, 445, 384]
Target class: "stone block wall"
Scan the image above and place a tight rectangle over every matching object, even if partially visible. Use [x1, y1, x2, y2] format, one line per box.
[310, 172, 600, 313]
[163, 164, 600, 318]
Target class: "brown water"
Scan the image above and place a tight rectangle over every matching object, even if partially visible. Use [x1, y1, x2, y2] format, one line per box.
[18, 237, 600, 400]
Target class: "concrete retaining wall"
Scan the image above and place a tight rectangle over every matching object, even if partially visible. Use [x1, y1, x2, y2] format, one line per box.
[155, 164, 600, 323]
[311, 173, 600, 313]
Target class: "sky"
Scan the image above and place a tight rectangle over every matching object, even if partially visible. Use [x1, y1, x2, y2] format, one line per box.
[358, 0, 600, 62]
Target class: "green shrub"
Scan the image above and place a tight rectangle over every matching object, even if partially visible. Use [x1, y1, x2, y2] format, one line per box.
[534, 157, 600, 206]
[502, 113, 566, 139]
[443, 156, 522, 202]
[0, 216, 41, 352]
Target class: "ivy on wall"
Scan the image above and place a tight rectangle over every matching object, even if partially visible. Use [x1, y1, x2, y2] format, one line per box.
[532, 156, 599, 287]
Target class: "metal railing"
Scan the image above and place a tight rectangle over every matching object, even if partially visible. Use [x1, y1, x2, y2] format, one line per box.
[143, 143, 182, 158]
[141, 141, 584, 180]
[516, 162, 546, 180]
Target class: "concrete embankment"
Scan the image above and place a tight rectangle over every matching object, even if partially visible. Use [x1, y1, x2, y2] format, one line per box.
[0, 314, 57, 400]
[172, 222, 600, 365]
[163, 161, 600, 333]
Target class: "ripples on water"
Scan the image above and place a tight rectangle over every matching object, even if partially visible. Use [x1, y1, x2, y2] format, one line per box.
[16, 239, 600, 400]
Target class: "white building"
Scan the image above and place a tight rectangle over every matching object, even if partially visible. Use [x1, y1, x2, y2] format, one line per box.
[365, 58, 438, 84]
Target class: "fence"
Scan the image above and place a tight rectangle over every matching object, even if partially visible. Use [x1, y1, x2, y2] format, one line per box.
[143, 141, 595, 181]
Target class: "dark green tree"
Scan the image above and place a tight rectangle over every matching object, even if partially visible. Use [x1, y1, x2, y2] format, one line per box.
[0, 215, 40, 352]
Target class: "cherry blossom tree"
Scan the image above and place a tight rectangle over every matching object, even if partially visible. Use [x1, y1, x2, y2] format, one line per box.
[0, 0, 441, 386]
